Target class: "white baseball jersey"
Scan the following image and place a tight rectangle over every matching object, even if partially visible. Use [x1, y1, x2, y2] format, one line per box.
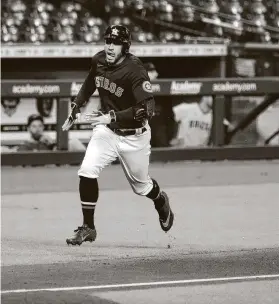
[256, 99, 279, 145]
[173, 102, 212, 147]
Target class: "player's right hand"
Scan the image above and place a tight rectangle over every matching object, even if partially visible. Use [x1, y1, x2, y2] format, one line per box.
[62, 102, 81, 131]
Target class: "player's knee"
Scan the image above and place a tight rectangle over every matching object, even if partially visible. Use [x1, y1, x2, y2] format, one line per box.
[79, 176, 99, 202]
[132, 179, 160, 197]
[130, 182, 150, 196]
[145, 179, 160, 200]
[133, 187, 147, 196]
[78, 163, 100, 179]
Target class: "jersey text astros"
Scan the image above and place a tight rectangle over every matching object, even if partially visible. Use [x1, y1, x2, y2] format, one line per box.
[95, 76, 124, 97]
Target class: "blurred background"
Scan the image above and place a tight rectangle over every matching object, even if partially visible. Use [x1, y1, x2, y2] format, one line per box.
[1, 0, 279, 155]
[2, 0, 279, 45]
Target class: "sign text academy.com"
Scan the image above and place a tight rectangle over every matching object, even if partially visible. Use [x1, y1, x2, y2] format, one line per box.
[212, 82, 257, 93]
[12, 84, 61, 95]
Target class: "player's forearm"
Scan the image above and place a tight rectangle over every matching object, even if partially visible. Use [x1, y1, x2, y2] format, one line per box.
[74, 67, 96, 107]
[74, 79, 96, 107]
[115, 107, 134, 123]
[114, 98, 155, 124]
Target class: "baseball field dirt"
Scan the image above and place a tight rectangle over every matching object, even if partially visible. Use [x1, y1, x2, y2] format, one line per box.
[1, 160, 279, 303]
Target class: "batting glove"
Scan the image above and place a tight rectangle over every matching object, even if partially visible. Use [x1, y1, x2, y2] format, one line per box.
[134, 108, 148, 122]
[84, 110, 114, 127]
[62, 102, 81, 131]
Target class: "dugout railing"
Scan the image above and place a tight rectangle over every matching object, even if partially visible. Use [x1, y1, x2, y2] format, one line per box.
[1, 76, 279, 166]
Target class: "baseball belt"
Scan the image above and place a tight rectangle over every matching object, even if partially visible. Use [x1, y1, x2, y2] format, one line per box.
[108, 125, 147, 136]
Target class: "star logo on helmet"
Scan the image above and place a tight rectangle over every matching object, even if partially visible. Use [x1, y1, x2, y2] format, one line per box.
[112, 28, 119, 36]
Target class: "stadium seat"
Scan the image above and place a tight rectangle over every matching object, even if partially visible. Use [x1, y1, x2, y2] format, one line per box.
[240, 0, 271, 42]
[159, 30, 182, 43]
[1, 0, 278, 44]
[197, 0, 224, 37]
[76, 14, 105, 43]
[1, 0, 27, 43]
[266, 0, 279, 42]
[173, 0, 195, 24]
[219, 0, 244, 40]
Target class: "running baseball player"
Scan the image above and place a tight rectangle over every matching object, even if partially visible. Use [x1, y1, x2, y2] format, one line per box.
[62, 25, 174, 246]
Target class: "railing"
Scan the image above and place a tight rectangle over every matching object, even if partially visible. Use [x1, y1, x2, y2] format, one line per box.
[1, 76, 279, 166]
[2, 41, 279, 165]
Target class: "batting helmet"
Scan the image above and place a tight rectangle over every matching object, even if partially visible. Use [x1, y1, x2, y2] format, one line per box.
[104, 25, 131, 53]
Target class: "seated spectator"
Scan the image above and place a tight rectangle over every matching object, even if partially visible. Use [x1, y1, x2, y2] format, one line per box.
[17, 114, 85, 151]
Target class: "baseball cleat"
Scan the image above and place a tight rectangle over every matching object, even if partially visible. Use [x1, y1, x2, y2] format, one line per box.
[157, 191, 174, 232]
[66, 224, 97, 246]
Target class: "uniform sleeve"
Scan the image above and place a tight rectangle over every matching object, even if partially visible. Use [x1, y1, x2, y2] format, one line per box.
[130, 66, 153, 103]
[114, 65, 155, 124]
[74, 57, 97, 107]
[173, 103, 189, 122]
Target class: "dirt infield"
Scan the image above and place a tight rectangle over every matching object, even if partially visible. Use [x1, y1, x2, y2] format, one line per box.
[2, 160, 279, 194]
[1, 161, 279, 303]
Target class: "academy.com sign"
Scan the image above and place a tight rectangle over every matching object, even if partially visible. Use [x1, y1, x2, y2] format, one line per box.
[212, 81, 257, 93]
[170, 81, 202, 95]
[12, 83, 60, 95]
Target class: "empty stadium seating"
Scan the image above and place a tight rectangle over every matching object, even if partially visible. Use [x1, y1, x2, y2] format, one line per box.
[1, 0, 279, 44]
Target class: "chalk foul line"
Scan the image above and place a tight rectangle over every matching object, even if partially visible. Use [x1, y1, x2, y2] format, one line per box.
[2, 274, 279, 294]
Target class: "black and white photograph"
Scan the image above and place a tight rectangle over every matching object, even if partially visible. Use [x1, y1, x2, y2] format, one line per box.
[1, 0, 279, 303]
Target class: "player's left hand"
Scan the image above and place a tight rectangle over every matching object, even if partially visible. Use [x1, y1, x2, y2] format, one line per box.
[84, 111, 111, 127]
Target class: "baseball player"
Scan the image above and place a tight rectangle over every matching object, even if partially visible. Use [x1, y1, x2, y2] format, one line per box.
[171, 96, 232, 147]
[256, 99, 279, 145]
[62, 25, 174, 246]
[171, 96, 214, 147]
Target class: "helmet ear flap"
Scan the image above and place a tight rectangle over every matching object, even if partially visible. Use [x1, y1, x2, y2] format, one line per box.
[122, 43, 130, 54]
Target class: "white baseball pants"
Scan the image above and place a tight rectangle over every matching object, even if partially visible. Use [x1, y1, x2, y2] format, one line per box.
[78, 124, 153, 195]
